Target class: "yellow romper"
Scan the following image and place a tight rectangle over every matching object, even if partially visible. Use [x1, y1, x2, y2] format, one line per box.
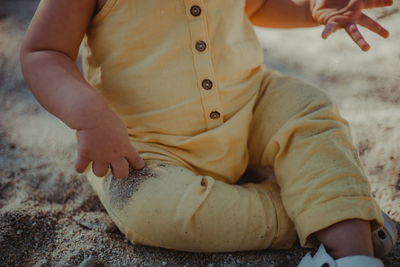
[82, 0, 383, 252]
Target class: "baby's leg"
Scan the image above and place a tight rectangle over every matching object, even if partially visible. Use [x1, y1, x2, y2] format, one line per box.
[248, 71, 383, 253]
[86, 161, 296, 252]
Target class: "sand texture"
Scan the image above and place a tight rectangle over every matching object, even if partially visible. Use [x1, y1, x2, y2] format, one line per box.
[0, 0, 399, 266]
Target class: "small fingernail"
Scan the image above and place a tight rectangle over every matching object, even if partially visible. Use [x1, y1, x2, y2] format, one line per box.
[135, 158, 145, 169]
[384, 32, 390, 38]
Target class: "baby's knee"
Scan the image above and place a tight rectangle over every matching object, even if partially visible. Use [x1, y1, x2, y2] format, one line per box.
[279, 75, 334, 103]
[292, 82, 336, 112]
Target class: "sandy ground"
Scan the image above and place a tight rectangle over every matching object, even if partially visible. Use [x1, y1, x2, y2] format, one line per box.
[0, 0, 399, 266]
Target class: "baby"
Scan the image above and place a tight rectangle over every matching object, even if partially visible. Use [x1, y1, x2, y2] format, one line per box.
[20, 0, 397, 266]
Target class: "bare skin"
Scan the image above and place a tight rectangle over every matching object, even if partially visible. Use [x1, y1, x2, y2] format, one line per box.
[316, 219, 374, 259]
[95, 0, 107, 15]
[20, 0, 145, 179]
[21, 0, 390, 260]
[246, 0, 393, 51]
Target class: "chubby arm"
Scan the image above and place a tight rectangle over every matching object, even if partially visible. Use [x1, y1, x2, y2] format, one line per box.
[245, 0, 392, 51]
[245, 0, 316, 28]
[20, 0, 144, 178]
[20, 0, 103, 128]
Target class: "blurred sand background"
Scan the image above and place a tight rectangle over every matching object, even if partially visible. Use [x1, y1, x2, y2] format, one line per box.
[0, 0, 399, 266]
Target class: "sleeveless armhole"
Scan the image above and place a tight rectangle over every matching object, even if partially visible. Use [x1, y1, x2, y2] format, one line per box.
[91, 0, 120, 24]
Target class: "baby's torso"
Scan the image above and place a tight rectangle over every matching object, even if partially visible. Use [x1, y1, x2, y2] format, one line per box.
[82, 0, 266, 181]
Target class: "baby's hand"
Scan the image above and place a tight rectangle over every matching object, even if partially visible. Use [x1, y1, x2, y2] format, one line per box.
[310, 0, 393, 51]
[74, 108, 145, 179]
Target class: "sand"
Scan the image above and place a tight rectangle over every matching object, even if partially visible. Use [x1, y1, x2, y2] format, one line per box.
[0, 0, 399, 266]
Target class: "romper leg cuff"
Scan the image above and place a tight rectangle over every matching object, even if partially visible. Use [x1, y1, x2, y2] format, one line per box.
[259, 180, 297, 249]
[295, 196, 384, 248]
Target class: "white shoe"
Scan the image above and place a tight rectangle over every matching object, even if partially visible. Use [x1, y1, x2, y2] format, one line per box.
[372, 212, 398, 258]
[297, 244, 384, 267]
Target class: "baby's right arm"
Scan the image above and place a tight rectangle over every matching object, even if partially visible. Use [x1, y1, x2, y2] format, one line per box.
[20, 0, 145, 179]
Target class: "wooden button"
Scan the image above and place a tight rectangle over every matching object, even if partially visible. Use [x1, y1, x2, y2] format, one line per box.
[195, 40, 206, 52]
[202, 79, 213, 90]
[190, 5, 201, 16]
[209, 111, 220, 120]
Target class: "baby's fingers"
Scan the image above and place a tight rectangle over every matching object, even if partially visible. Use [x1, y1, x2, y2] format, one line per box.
[111, 157, 130, 179]
[321, 22, 340, 39]
[345, 23, 370, 51]
[358, 13, 389, 38]
[363, 0, 393, 9]
[75, 153, 91, 173]
[126, 146, 145, 170]
[92, 161, 110, 177]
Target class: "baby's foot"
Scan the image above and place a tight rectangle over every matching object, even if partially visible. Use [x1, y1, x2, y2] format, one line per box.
[298, 244, 383, 267]
[372, 211, 398, 258]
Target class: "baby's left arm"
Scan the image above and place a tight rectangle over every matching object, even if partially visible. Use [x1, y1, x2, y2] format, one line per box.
[245, 0, 393, 51]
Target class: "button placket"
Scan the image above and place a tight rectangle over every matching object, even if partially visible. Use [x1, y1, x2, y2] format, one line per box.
[185, 0, 223, 129]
